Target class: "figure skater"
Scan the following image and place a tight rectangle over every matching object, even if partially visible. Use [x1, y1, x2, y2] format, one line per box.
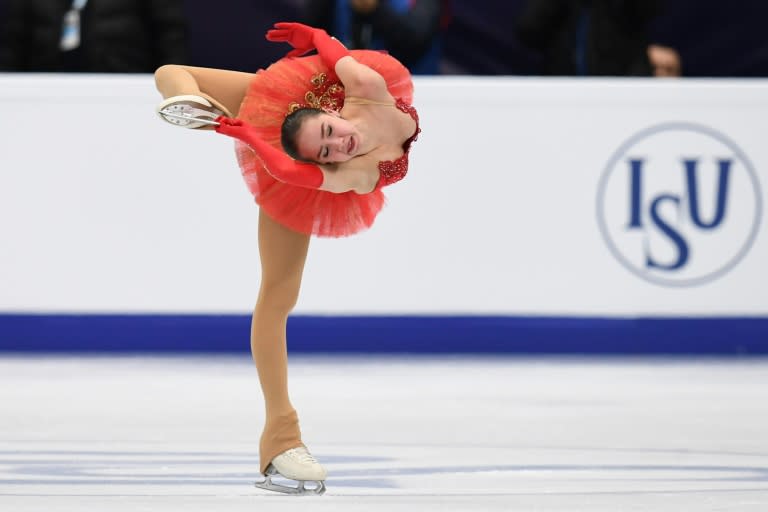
[153, 22, 420, 495]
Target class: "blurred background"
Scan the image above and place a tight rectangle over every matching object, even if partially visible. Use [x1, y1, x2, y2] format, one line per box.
[1, 0, 768, 77]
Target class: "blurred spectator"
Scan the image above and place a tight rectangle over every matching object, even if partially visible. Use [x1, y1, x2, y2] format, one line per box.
[301, 0, 449, 74]
[647, 43, 681, 77]
[517, 0, 680, 77]
[0, 0, 188, 72]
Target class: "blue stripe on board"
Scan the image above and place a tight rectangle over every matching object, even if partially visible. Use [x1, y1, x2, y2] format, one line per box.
[0, 314, 766, 354]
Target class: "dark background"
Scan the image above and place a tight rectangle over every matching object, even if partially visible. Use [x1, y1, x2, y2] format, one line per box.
[2, 0, 767, 76]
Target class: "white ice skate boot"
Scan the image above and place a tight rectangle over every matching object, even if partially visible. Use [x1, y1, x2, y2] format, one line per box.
[254, 446, 327, 496]
[156, 94, 228, 128]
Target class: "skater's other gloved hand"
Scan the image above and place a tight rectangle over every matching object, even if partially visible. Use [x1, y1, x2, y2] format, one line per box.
[267, 22, 350, 70]
[266, 22, 319, 58]
[214, 116, 247, 137]
[214, 116, 273, 150]
[214, 116, 324, 190]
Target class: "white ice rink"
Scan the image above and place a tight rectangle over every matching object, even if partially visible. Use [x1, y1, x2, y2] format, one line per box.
[1, 355, 767, 511]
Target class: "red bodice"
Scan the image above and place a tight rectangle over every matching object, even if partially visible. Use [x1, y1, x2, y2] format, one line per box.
[376, 97, 421, 189]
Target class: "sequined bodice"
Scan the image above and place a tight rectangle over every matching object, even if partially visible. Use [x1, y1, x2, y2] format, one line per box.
[376, 98, 420, 189]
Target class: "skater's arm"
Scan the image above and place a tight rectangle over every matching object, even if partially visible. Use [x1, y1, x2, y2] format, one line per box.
[266, 22, 391, 102]
[317, 162, 378, 194]
[322, 150, 396, 194]
[333, 57, 390, 103]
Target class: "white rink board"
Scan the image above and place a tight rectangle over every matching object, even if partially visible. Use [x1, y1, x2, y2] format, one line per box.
[0, 74, 767, 315]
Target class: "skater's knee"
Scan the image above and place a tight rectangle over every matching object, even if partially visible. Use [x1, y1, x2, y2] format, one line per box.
[257, 295, 299, 315]
[257, 280, 302, 314]
[155, 63, 189, 75]
[154, 63, 191, 80]
[154, 64, 176, 80]
[154, 64, 184, 95]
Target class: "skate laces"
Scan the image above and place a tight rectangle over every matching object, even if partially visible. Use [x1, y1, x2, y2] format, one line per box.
[287, 447, 319, 465]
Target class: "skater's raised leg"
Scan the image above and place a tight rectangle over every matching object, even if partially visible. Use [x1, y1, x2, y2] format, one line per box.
[154, 65, 252, 127]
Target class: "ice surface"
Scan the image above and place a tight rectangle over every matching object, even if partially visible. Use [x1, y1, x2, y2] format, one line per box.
[1, 355, 767, 511]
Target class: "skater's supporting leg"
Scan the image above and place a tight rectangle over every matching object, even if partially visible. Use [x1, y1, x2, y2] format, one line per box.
[253, 209, 311, 474]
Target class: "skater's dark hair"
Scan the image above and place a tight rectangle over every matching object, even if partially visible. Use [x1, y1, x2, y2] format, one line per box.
[281, 107, 325, 162]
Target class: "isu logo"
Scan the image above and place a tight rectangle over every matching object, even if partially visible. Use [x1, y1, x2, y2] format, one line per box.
[596, 122, 762, 287]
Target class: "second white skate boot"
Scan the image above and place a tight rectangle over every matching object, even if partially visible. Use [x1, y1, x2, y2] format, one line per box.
[156, 94, 227, 128]
[254, 446, 327, 496]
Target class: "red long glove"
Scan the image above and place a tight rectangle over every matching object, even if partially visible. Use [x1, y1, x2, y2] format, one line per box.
[266, 22, 350, 70]
[215, 117, 324, 189]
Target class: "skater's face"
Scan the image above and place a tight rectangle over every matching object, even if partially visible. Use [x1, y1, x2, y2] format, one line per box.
[295, 111, 359, 164]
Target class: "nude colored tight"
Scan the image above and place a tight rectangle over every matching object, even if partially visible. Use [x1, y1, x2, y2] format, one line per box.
[155, 65, 310, 474]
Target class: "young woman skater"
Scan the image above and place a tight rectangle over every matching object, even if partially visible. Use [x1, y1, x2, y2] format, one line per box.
[153, 22, 420, 495]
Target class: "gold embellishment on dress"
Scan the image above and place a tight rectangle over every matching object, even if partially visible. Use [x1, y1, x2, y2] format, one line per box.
[311, 73, 327, 88]
[287, 72, 345, 115]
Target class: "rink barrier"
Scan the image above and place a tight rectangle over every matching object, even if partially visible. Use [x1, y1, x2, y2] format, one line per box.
[0, 314, 766, 354]
[2, 77, 768, 328]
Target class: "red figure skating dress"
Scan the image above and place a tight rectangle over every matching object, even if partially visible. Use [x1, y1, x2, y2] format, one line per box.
[235, 50, 419, 238]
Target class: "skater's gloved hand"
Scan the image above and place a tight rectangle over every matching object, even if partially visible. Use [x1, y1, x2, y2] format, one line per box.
[214, 116, 272, 150]
[266, 22, 319, 58]
[267, 22, 351, 70]
[214, 116, 246, 136]
[214, 116, 325, 190]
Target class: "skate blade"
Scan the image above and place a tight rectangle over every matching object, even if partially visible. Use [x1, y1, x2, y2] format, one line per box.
[254, 473, 326, 496]
[158, 110, 221, 127]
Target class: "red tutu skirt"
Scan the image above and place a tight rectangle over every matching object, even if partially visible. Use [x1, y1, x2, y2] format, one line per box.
[235, 50, 414, 238]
